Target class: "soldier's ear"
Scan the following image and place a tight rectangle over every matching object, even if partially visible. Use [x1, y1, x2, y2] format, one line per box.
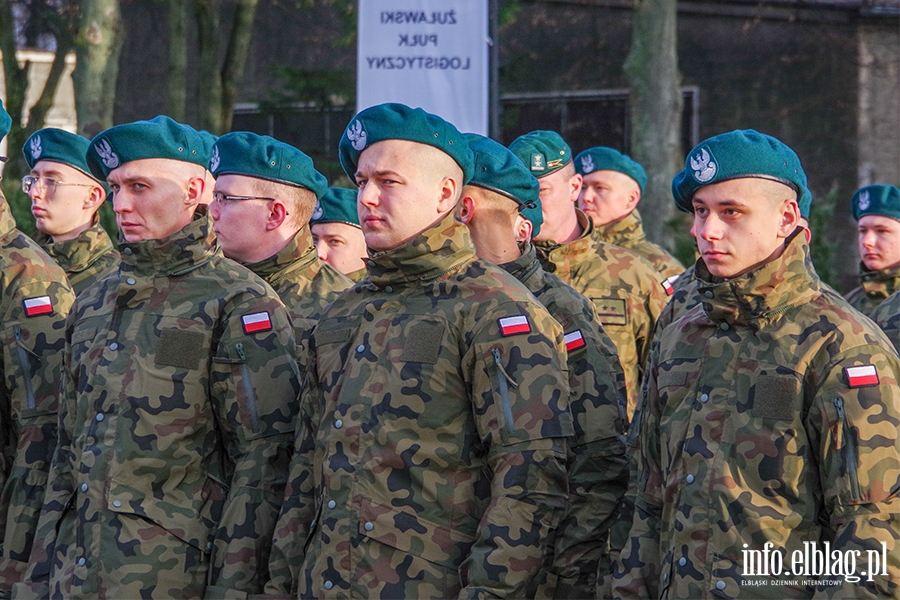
[437, 175, 459, 214]
[184, 175, 205, 207]
[85, 185, 105, 211]
[266, 200, 289, 231]
[514, 213, 533, 242]
[455, 195, 475, 225]
[569, 173, 583, 202]
[777, 199, 800, 239]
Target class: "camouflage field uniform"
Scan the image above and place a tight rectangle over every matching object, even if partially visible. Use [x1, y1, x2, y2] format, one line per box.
[344, 267, 368, 283]
[500, 242, 627, 600]
[871, 292, 900, 352]
[844, 263, 900, 319]
[266, 213, 573, 599]
[33, 217, 119, 296]
[242, 226, 351, 351]
[615, 232, 900, 599]
[593, 209, 683, 280]
[19, 207, 301, 599]
[0, 197, 74, 595]
[535, 210, 668, 418]
[655, 263, 699, 335]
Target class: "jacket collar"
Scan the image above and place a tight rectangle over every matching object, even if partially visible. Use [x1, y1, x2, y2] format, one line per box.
[120, 205, 219, 278]
[596, 209, 645, 245]
[244, 225, 320, 286]
[858, 262, 900, 300]
[34, 216, 116, 274]
[534, 209, 595, 280]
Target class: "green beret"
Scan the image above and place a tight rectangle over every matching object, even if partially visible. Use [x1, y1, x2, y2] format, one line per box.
[87, 115, 212, 180]
[0, 99, 10, 161]
[338, 103, 474, 184]
[852, 184, 900, 222]
[574, 147, 647, 192]
[672, 129, 809, 214]
[210, 131, 327, 198]
[189, 127, 218, 170]
[508, 130, 572, 179]
[465, 133, 543, 238]
[24, 128, 106, 187]
[311, 187, 360, 228]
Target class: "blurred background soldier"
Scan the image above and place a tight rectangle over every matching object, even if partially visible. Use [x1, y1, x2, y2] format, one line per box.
[18, 116, 300, 599]
[22, 128, 118, 295]
[0, 101, 75, 599]
[266, 104, 572, 599]
[845, 184, 900, 318]
[311, 186, 368, 281]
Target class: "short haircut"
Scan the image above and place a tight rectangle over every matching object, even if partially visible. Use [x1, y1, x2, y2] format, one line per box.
[251, 178, 317, 228]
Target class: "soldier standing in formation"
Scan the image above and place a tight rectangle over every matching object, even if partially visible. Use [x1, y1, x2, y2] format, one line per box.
[311, 186, 369, 281]
[615, 129, 900, 598]
[22, 128, 119, 295]
[845, 184, 900, 319]
[17, 116, 301, 599]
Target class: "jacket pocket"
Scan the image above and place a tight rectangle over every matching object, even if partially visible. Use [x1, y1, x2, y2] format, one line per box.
[833, 397, 861, 501]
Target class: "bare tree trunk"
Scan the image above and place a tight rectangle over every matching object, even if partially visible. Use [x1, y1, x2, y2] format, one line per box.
[73, 0, 124, 137]
[624, 0, 683, 246]
[219, 0, 259, 132]
[195, 0, 222, 133]
[168, 0, 188, 121]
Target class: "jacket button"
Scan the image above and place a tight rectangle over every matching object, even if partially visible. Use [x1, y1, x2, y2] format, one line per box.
[356, 344, 365, 353]
[328, 500, 336, 509]
[81, 483, 88, 492]
[78, 558, 86, 566]
[717, 581, 726, 590]
[365, 522, 374, 531]
[123, 248, 133, 255]
[113, 500, 122, 508]
[720, 322, 730, 331]
[700, 394, 709, 403]
[126, 277, 136, 285]
[96, 414, 104, 422]
[686, 474, 695, 484]
[385, 286, 393, 293]
[704, 290, 714, 298]
[663, 572, 668, 581]
[109, 342, 118, 351]
[334, 420, 343, 429]
[324, 581, 334, 590]
[679, 557, 687, 566]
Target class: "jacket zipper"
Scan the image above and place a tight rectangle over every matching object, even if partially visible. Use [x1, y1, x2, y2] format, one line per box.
[14, 327, 36, 410]
[491, 348, 517, 434]
[833, 397, 860, 500]
[235, 343, 259, 431]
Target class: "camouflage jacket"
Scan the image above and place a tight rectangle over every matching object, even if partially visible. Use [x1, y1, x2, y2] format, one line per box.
[243, 226, 351, 352]
[0, 197, 74, 594]
[615, 232, 900, 599]
[535, 210, 668, 418]
[33, 218, 119, 296]
[844, 263, 900, 320]
[266, 212, 573, 599]
[655, 263, 700, 336]
[500, 243, 628, 600]
[17, 207, 301, 600]
[344, 267, 368, 283]
[593, 209, 684, 280]
[871, 291, 900, 353]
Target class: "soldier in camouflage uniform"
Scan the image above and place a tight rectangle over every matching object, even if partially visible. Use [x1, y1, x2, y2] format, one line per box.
[22, 128, 119, 295]
[458, 133, 628, 600]
[16, 116, 301, 600]
[615, 130, 900, 599]
[845, 185, 900, 319]
[574, 146, 683, 283]
[265, 103, 572, 599]
[0, 102, 76, 598]
[509, 131, 668, 418]
[207, 132, 351, 355]
[311, 187, 368, 282]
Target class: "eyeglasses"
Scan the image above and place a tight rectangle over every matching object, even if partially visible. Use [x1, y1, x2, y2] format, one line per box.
[212, 191, 277, 203]
[22, 175, 94, 195]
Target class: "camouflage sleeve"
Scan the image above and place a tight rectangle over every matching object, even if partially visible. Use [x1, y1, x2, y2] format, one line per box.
[205, 297, 301, 598]
[612, 347, 664, 600]
[636, 272, 667, 371]
[808, 345, 900, 598]
[457, 302, 573, 599]
[871, 300, 900, 353]
[264, 345, 321, 598]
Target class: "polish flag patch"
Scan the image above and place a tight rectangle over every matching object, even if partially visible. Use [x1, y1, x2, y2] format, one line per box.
[241, 311, 273, 334]
[845, 365, 879, 388]
[662, 275, 679, 296]
[564, 330, 586, 352]
[23, 295, 53, 317]
[498, 315, 531, 337]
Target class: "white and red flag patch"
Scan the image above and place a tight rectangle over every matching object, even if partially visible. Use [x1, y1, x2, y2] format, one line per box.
[23, 295, 53, 317]
[564, 330, 586, 352]
[662, 275, 678, 296]
[498, 315, 531, 337]
[845, 364, 879, 388]
[241, 311, 273, 334]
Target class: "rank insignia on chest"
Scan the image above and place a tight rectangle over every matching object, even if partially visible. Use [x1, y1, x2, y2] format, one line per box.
[845, 364, 879, 388]
[23, 295, 53, 317]
[662, 275, 678, 296]
[498, 315, 531, 337]
[241, 311, 273, 334]
[564, 329, 586, 352]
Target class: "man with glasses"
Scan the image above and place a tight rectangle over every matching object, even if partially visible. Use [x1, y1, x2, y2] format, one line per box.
[207, 132, 352, 357]
[22, 128, 119, 295]
[0, 102, 76, 597]
[17, 116, 301, 599]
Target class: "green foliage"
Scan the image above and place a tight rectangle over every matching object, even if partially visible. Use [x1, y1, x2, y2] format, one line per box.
[266, 66, 355, 110]
[665, 212, 697, 268]
[808, 183, 839, 289]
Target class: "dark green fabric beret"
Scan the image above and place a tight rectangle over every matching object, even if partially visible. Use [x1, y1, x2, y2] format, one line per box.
[465, 133, 542, 238]
[852, 184, 900, 222]
[338, 103, 474, 184]
[311, 187, 360, 228]
[574, 146, 647, 192]
[672, 129, 809, 214]
[508, 130, 572, 179]
[190, 127, 218, 170]
[24, 128, 106, 186]
[87, 115, 211, 180]
[0, 99, 10, 161]
[210, 131, 327, 198]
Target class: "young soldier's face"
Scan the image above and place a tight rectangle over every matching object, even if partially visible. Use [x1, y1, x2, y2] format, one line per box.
[577, 170, 639, 227]
[857, 215, 900, 271]
[312, 221, 368, 275]
[209, 174, 276, 263]
[692, 178, 798, 279]
[534, 166, 581, 242]
[27, 161, 99, 240]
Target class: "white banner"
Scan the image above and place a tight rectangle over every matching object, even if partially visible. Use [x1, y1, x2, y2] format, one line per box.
[356, 0, 489, 135]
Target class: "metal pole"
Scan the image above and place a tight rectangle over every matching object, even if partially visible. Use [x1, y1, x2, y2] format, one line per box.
[489, 0, 500, 140]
